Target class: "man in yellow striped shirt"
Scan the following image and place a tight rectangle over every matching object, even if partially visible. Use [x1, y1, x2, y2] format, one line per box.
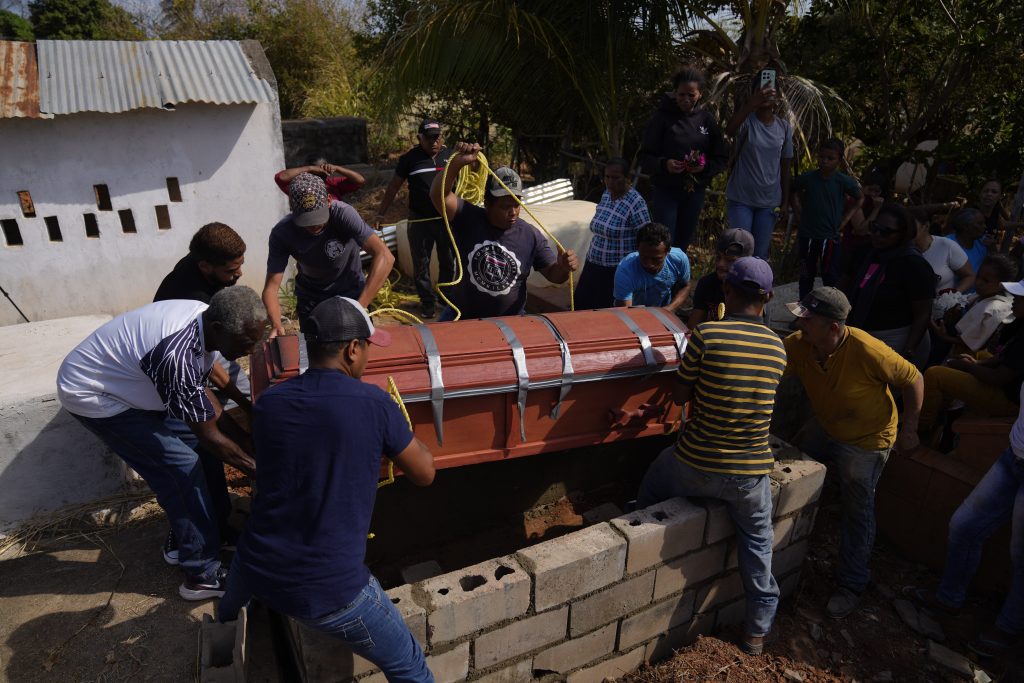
[638, 257, 786, 655]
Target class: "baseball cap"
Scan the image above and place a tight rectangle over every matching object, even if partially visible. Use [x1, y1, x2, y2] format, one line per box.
[717, 228, 755, 257]
[418, 118, 442, 137]
[486, 166, 524, 198]
[304, 296, 392, 347]
[1002, 279, 1024, 296]
[786, 286, 851, 321]
[288, 173, 330, 228]
[725, 257, 774, 295]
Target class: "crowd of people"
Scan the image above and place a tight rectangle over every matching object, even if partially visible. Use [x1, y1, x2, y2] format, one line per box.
[48, 63, 1024, 680]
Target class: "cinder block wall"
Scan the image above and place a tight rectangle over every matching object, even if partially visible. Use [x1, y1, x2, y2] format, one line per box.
[285, 447, 826, 683]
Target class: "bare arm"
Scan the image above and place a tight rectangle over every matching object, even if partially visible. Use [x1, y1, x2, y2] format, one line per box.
[188, 414, 255, 475]
[539, 250, 579, 285]
[666, 283, 691, 312]
[953, 261, 975, 293]
[391, 436, 435, 486]
[277, 165, 326, 185]
[208, 362, 252, 413]
[358, 233, 395, 309]
[324, 163, 365, 186]
[262, 271, 286, 338]
[431, 142, 480, 221]
[895, 373, 924, 451]
[839, 194, 864, 231]
[376, 174, 405, 222]
[725, 88, 769, 137]
[947, 355, 1020, 385]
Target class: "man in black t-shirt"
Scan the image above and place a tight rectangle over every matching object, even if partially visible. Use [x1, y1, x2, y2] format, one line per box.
[688, 229, 755, 328]
[376, 118, 456, 317]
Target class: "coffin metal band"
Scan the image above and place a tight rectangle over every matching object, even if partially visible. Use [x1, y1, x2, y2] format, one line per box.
[414, 324, 446, 446]
[611, 308, 657, 368]
[489, 319, 530, 442]
[645, 308, 688, 362]
[532, 314, 574, 419]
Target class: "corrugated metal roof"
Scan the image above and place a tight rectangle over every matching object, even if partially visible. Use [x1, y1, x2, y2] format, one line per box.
[0, 41, 42, 118]
[36, 40, 276, 116]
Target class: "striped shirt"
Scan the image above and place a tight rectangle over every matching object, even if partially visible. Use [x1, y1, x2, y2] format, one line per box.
[675, 316, 786, 475]
[586, 188, 652, 266]
[57, 300, 216, 421]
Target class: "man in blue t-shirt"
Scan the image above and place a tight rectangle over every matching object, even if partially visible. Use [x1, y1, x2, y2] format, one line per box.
[430, 142, 579, 320]
[613, 222, 691, 311]
[219, 297, 436, 682]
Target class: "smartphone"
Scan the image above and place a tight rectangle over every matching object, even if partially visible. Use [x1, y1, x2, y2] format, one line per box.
[759, 69, 777, 92]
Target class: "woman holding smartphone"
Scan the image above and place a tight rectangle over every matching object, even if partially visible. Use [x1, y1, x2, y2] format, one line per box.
[723, 72, 795, 260]
[639, 65, 729, 252]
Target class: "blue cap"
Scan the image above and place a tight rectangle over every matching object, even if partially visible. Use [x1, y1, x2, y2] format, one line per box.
[726, 257, 774, 295]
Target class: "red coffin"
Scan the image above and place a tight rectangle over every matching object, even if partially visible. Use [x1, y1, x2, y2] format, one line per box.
[249, 308, 689, 472]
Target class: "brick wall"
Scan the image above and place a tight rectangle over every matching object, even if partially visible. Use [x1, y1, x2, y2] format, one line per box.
[284, 448, 826, 683]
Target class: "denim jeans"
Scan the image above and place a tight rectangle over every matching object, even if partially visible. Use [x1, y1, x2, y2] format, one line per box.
[638, 447, 779, 637]
[936, 447, 1024, 635]
[726, 200, 777, 260]
[219, 570, 433, 682]
[409, 217, 456, 311]
[800, 422, 889, 593]
[650, 185, 707, 252]
[71, 409, 222, 580]
[796, 236, 842, 300]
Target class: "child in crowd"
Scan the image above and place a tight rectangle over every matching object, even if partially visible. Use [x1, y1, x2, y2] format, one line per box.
[613, 222, 691, 311]
[791, 139, 863, 300]
[931, 254, 1017, 358]
[687, 228, 755, 327]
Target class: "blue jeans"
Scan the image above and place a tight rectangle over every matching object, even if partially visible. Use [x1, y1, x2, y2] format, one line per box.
[800, 422, 889, 593]
[70, 409, 222, 580]
[219, 571, 433, 682]
[638, 446, 779, 637]
[650, 185, 707, 252]
[726, 200, 777, 260]
[936, 447, 1024, 635]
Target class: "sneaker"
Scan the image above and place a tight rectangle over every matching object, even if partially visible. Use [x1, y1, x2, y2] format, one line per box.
[179, 567, 228, 601]
[827, 586, 861, 619]
[162, 530, 179, 566]
[967, 628, 1015, 658]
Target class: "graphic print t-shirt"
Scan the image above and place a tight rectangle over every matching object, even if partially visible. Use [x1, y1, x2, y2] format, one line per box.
[447, 200, 556, 318]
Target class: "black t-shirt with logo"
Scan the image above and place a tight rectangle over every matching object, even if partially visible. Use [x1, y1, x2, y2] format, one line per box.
[446, 200, 556, 319]
[396, 145, 454, 219]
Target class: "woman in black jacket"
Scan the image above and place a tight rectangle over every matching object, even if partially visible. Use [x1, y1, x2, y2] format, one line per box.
[640, 65, 729, 252]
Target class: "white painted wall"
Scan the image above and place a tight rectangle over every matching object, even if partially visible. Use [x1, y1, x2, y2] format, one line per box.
[0, 102, 288, 326]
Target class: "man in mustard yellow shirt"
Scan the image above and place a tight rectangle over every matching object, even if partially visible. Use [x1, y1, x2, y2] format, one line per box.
[785, 287, 923, 619]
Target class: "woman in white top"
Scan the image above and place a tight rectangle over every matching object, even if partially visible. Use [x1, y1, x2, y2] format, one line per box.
[913, 212, 974, 293]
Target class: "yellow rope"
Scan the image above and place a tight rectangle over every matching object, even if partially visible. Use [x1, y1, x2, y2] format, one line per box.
[455, 151, 489, 205]
[436, 153, 575, 321]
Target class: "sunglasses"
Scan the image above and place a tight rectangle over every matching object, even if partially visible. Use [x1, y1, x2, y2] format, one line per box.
[869, 222, 901, 236]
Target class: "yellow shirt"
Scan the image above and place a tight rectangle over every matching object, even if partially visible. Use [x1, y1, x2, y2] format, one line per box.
[784, 327, 920, 451]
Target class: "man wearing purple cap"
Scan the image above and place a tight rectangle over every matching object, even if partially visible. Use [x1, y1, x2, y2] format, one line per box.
[688, 228, 756, 328]
[220, 296, 436, 681]
[377, 118, 456, 318]
[639, 257, 786, 654]
[263, 173, 394, 337]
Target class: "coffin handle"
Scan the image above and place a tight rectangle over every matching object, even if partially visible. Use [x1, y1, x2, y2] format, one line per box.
[490, 319, 529, 443]
[415, 324, 445, 446]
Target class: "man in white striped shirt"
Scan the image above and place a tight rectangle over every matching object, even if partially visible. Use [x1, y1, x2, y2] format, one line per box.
[57, 287, 267, 600]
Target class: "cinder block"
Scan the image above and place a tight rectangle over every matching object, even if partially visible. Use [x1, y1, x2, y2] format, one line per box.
[199, 610, 246, 683]
[792, 505, 818, 541]
[473, 606, 568, 669]
[725, 516, 795, 570]
[389, 583, 428, 647]
[695, 572, 744, 614]
[703, 501, 734, 544]
[643, 612, 714, 664]
[769, 435, 805, 461]
[535, 622, 617, 674]
[516, 524, 626, 612]
[716, 597, 746, 627]
[417, 555, 530, 645]
[361, 642, 469, 683]
[652, 544, 727, 601]
[570, 572, 655, 637]
[565, 647, 645, 683]
[610, 497, 707, 574]
[618, 592, 696, 650]
[771, 539, 809, 579]
[473, 659, 533, 683]
[772, 460, 826, 518]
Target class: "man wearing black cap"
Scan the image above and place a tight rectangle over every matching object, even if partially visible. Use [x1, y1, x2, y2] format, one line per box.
[688, 228, 756, 328]
[219, 296, 436, 681]
[638, 257, 786, 655]
[376, 118, 456, 318]
[785, 286, 923, 619]
[263, 173, 394, 337]
[429, 141, 578, 320]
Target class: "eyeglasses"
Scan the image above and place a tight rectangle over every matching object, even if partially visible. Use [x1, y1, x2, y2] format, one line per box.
[869, 222, 901, 236]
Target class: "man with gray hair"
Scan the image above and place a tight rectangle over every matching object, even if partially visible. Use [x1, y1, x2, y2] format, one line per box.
[57, 287, 268, 601]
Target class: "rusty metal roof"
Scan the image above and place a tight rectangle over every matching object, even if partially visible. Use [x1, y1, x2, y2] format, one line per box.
[32, 40, 276, 116]
[0, 41, 42, 118]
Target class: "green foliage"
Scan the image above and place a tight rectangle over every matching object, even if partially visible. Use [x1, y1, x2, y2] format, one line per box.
[29, 0, 144, 39]
[0, 9, 33, 39]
